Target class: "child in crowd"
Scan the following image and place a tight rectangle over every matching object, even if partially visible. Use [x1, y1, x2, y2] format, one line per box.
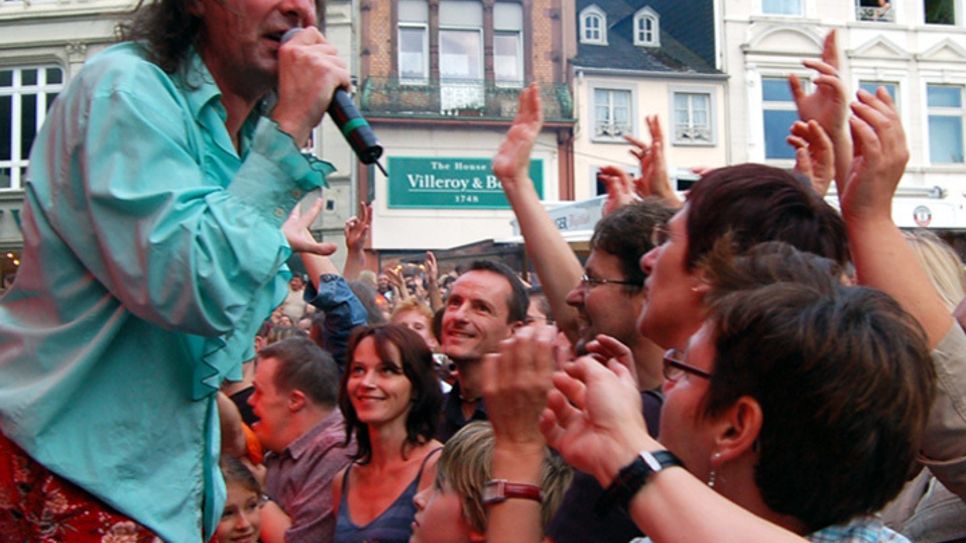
[410, 422, 572, 543]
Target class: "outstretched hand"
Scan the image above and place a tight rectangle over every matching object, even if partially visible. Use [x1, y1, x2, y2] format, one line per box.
[283, 198, 338, 255]
[493, 84, 543, 189]
[540, 357, 653, 487]
[840, 87, 908, 222]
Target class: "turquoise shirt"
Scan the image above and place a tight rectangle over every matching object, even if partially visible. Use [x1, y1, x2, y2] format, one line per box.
[0, 42, 332, 542]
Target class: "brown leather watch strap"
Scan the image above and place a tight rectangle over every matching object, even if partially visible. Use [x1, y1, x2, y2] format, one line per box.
[482, 479, 543, 505]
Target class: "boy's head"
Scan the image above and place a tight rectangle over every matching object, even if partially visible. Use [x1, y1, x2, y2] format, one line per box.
[410, 422, 572, 543]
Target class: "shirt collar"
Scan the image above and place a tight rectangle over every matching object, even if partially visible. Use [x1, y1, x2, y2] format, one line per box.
[285, 408, 345, 461]
[179, 49, 223, 121]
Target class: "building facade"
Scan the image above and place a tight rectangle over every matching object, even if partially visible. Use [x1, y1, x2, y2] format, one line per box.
[571, 0, 728, 201]
[358, 0, 576, 255]
[719, 0, 966, 231]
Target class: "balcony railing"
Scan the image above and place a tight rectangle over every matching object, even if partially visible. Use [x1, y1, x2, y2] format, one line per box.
[856, 1, 895, 22]
[360, 77, 574, 122]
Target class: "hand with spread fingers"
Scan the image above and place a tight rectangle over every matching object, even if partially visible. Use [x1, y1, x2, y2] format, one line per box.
[599, 165, 636, 216]
[344, 201, 371, 253]
[789, 30, 852, 192]
[840, 87, 908, 223]
[624, 116, 681, 207]
[788, 120, 835, 196]
[540, 357, 655, 488]
[282, 198, 338, 256]
[483, 325, 558, 451]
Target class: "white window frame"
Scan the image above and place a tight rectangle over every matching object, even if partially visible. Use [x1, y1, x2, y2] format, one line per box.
[923, 0, 960, 25]
[759, 74, 803, 161]
[633, 7, 660, 47]
[398, 24, 429, 84]
[926, 83, 965, 165]
[591, 85, 634, 143]
[493, 1, 524, 88]
[761, 0, 804, 16]
[579, 5, 607, 45]
[669, 86, 715, 146]
[0, 64, 64, 191]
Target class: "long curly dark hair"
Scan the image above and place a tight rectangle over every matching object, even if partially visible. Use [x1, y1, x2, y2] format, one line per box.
[340, 325, 443, 464]
[116, 0, 202, 74]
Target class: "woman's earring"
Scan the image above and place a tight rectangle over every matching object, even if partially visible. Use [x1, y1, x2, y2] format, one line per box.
[707, 451, 722, 488]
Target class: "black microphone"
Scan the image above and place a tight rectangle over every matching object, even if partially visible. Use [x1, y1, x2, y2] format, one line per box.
[281, 28, 387, 176]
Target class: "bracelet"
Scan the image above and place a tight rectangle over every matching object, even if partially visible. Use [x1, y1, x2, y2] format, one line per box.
[594, 450, 683, 516]
[482, 479, 543, 505]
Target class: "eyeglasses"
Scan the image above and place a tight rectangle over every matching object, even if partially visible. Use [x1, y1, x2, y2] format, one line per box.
[663, 348, 713, 382]
[650, 224, 671, 247]
[579, 273, 640, 290]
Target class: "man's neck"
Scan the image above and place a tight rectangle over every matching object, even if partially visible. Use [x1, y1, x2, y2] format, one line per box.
[197, 48, 269, 151]
[630, 337, 665, 391]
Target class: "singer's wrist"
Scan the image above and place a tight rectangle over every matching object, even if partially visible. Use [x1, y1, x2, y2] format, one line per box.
[271, 114, 311, 149]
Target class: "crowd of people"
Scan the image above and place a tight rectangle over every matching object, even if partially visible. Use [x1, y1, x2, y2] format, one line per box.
[0, 1, 964, 543]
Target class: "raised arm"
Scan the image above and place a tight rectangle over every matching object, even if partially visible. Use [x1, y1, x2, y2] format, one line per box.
[541, 358, 810, 543]
[843, 88, 966, 500]
[492, 84, 583, 342]
[841, 88, 951, 345]
[424, 251, 444, 312]
[790, 30, 852, 196]
[787, 120, 835, 196]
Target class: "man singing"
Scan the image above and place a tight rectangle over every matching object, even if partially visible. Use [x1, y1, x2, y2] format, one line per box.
[0, 1, 347, 541]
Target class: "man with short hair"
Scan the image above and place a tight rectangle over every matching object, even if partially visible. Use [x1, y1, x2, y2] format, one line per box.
[0, 1, 348, 540]
[253, 337, 354, 543]
[437, 260, 527, 441]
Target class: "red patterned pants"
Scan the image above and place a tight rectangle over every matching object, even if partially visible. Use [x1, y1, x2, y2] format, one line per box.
[0, 431, 160, 542]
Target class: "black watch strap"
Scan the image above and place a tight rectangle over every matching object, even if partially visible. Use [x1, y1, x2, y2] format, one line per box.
[594, 450, 683, 516]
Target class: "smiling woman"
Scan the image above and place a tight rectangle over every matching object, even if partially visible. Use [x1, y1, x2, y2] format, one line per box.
[334, 325, 444, 543]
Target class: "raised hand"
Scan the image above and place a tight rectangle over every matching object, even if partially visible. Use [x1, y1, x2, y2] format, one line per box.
[598, 165, 636, 216]
[492, 84, 543, 188]
[624, 115, 679, 206]
[787, 120, 835, 196]
[841, 87, 908, 222]
[483, 325, 557, 451]
[282, 198, 337, 255]
[540, 357, 655, 487]
[344, 201, 371, 253]
[790, 30, 848, 137]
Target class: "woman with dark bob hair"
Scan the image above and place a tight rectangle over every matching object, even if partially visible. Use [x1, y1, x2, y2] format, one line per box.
[333, 324, 443, 542]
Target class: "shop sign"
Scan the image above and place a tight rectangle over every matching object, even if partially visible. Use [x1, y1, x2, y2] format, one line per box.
[387, 157, 543, 209]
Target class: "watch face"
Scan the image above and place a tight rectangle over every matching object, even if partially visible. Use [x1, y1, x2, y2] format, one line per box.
[482, 480, 506, 504]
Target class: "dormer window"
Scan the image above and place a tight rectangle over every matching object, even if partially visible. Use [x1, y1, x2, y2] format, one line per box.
[633, 7, 659, 46]
[580, 5, 607, 45]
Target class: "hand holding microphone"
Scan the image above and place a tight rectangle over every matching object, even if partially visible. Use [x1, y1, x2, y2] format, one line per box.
[274, 27, 386, 175]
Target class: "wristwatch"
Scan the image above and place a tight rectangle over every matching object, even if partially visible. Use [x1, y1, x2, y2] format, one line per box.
[595, 450, 683, 515]
[482, 479, 543, 505]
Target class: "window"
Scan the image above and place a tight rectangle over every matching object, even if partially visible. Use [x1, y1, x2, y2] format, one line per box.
[633, 7, 659, 47]
[439, 1, 484, 111]
[0, 65, 63, 190]
[494, 2, 523, 86]
[761, 77, 799, 159]
[858, 81, 898, 104]
[672, 91, 713, 144]
[398, 0, 429, 83]
[762, 0, 803, 15]
[580, 6, 606, 45]
[925, 0, 956, 24]
[593, 88, 632, 140]
[927, 84, 964, 164]
[856, 0, 895, 22]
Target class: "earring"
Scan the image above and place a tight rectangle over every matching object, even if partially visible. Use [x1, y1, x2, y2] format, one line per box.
[707, 451, 722, 488]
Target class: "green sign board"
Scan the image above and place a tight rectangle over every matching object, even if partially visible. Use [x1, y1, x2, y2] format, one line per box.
[387, 157, 544, 209]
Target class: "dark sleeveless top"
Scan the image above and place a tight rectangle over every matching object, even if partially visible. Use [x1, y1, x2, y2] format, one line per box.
[334, 447, 442, 543]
